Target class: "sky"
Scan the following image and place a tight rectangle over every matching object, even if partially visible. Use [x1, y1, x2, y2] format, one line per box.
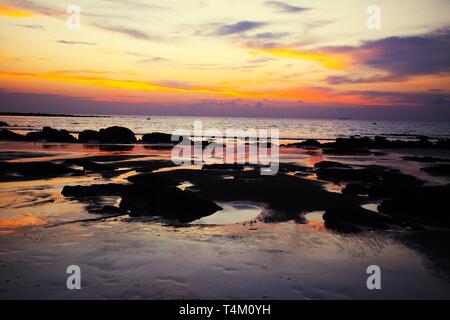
[0, 0, 449, 120]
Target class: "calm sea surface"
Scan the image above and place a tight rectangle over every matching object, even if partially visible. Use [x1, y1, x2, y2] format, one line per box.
[1, 115, 449, 140]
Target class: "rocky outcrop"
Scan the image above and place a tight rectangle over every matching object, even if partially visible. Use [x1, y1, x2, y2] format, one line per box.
[98, 126, 137, 144]
[285, 139, 321, 148]
[0, 129, 27, 141]
[141, 132, 190, 144]
[26, 127, 76, 143]
[323, 206, 411, 231]
[314, 161, 351, 169]
[378, 185, 450, 226]
[421, 164, 450, 177]
[78, 130, 100, 143]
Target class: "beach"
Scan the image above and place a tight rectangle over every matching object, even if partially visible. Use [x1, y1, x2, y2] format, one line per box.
[1, 116, 450, 299]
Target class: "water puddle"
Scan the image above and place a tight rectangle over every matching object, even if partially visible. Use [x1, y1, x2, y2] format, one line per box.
[191, 202, 262, 225]
[304, 211, 325, 223]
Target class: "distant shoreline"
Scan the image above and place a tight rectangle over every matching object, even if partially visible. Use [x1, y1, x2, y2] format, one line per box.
[0, 112, 110, 118]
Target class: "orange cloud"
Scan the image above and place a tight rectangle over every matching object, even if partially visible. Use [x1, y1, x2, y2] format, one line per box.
[0, 71, 378, 106]
[0, 5, 34, 18]
[0, 71, 268, 99]
[251, 48, 350, 70]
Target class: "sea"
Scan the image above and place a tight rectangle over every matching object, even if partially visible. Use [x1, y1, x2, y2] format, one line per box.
[1, 115, 450, 141]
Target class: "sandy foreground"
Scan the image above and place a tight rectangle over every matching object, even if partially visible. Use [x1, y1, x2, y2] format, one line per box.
[0, 142, 450, 299]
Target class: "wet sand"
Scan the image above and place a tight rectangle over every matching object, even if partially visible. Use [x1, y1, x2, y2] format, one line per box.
[1, 141, 450, 299]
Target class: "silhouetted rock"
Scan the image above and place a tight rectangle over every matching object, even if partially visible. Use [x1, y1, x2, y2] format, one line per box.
[61, 171, 222, 222]
[0, 121, 8, 126]
[314, 161, 351, 169]
[26, 127, 76, 143]
[436, 139, 450, 149]
[78, 130, 100, 143]
[120, 184, 222, 222]
[378, 185, 450, 226]
[127, 172, 177, 187]
[62, 184, 125, 197]
[142, 132, 189, 144]
[202, 163, 245, 171]
[98, 126, 137, 144]
[335, 136, 374, 148]
[342, 183, 367, 195]
[285, 139, 321, 148]
[421, 164, 450, 177]
[323, 206, 408, 231]
[380, 171, 424, 186]
[322, 136, 435, 150]
[0, 129, 26, 141]
[316, 168, 380, 183]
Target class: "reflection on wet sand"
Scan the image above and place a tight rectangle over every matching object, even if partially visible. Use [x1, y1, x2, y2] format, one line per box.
[0, 141, 450, 299]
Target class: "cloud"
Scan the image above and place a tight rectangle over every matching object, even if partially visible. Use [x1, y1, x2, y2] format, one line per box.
[101, 0, 168, 11]
[325, 28, 450, 84]
[93, 23, 158, 41]
[3, 0, 63, 17]
[250, 47, 349, 70]
[55, 40, 97, 46]
[345, 90, 450, 107]
[265, 1, 310, 13]
[0, 5, 34, 17]
[16, 24, 46, 31]
[215, 21, 266, 36]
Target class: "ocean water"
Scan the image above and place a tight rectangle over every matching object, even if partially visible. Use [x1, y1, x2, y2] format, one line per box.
[1, 115, 450, 141]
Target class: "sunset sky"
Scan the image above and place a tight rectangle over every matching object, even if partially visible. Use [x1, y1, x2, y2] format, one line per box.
[0, 0, 449, 119]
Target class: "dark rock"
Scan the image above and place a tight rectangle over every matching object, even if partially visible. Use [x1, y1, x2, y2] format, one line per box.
[285, 139, 321, 148]
[436, 139, 450, 149]
[0, 121, 8, 127]
[152, 168, 362, 216]
[335, 136, 374, 148]
[421, 164, 450, 177]
[323, 206, 408, 231]
[378, 185, 450, 226]
[342, 183, 367, 195]
[202, 163, 245, 171]
[380, 171, 424, 186]
[0, 129, 26, 141]
[141, 132, 189, 144]
[126, 172, 177, 187]
[26, 127, 76, 143]
[119, 185, 222, 222]
[78, 130, 100, 143]
[316, 167, 380, 183]
[98, 126, 137, 144]
[61, 172, 221, 222]
[322, 136, 435, 150]
[62, 184, 125, 197]
[278, 163, 311, 173]
[314, 161, 351, 169]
